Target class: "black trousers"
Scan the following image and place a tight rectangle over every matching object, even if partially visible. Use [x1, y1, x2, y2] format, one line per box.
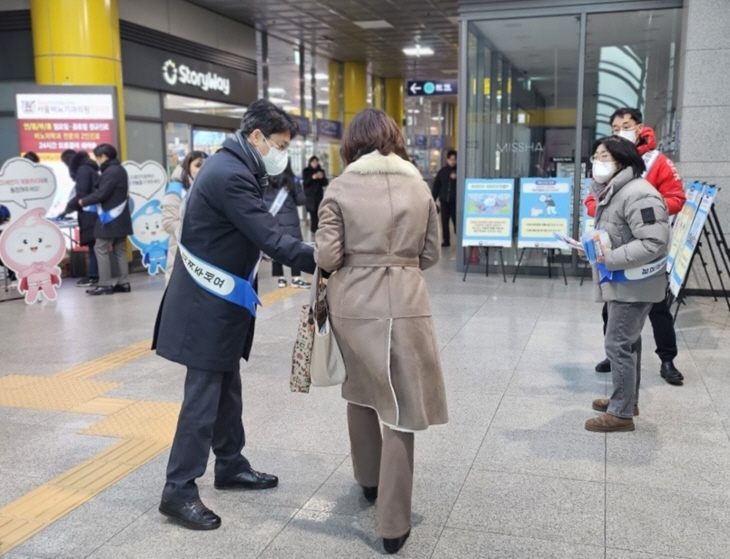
[440, 200, 457, 244]
[162, 366, 250, 502]
[272, 261, 300, 277]
[602, 298, 677, 362]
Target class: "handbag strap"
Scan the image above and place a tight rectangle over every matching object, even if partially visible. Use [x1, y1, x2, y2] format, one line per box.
[309, 267, 328, 325]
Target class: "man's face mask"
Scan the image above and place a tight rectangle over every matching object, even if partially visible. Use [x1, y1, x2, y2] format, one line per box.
[260, 136, 289, 176]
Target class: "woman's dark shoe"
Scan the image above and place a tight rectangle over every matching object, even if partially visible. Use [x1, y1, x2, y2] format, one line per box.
[595, 358, 611, 373]
[158, 498, 221, 530]
[383, 529, 411, 554]
[86, 286, 113, 296]
[362, 485, 378, 503]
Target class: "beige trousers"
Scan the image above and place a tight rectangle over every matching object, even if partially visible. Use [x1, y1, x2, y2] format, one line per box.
[347, 403, 414, 539]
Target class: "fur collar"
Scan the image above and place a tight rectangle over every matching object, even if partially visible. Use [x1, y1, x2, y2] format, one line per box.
[344, 151, 421, 177]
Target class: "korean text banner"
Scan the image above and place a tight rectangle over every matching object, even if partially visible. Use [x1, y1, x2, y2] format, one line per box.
[517, 178, 572, 248]
[461, 179, 515, 248]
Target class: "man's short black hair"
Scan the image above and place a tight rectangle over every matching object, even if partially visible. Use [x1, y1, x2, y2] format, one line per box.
[241, 99, 298, 139]
[23, 151, 40, 163]
[93, 143, 117, 160]
[446, 150, 457, 159]
[593, 136, 646, 179]
[609, 108, 643, 126]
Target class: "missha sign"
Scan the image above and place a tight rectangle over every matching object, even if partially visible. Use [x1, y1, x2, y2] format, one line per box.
[161, 59, 231, 95]
[121, 40, 257, 105]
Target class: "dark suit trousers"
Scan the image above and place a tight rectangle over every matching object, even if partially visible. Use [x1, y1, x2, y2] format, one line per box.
[162, 366, 251, 502]
[601, 299, 677, 362]
[440, 200, 457, 244]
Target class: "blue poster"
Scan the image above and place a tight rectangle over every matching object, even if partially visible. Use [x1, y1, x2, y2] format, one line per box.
[670, 185, 717, 297]
[461, 178, 515, 248]
[666, 182, 704, 272]
[517, 177, 572, 248]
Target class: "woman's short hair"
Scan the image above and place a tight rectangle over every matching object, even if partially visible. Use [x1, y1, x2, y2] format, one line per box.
[308, 155, 319, 165]
[181, 150, 207, 188]
[592, 136, 646, 179]
[341, 108, 409, 165]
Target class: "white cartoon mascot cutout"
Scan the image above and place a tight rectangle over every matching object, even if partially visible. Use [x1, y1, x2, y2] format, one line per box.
[0, 207, 65, 303]
[129, 199, 169, 275]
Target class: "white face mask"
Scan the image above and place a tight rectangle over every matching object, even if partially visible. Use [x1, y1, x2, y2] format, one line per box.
[261, 137, 289, 176]
[592, 160, 617, 184]
[616, 129, 638, 143]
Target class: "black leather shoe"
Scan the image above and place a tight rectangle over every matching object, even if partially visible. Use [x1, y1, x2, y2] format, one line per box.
[86, 286, 114, 296]
[362, 485, 378, 503]
[113, 282, 131, 293]
[595, 358, 611, 373]
[214, 469, 278, 490]
[383, 529, 411, 554]
[660, 360, 684, 385]
[159, 499, 221, 530]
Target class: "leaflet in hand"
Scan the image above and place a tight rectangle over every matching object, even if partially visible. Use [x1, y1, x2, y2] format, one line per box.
[580, 229, 611, 264]
[552, 232, 582, 249]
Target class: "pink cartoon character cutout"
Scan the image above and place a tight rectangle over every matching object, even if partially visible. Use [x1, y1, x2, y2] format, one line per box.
[0, 207, 65, 303]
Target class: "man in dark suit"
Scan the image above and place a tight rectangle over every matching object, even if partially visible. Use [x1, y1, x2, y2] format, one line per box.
[432, 149, 458, 247]
[79, 143, 133, 295]
[152, 100, 315, 530]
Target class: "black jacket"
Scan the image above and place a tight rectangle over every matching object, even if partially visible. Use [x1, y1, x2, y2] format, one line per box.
[152, 136, 316, 371]
[432, 164, 457, 205]
[263, 174, 306, 240]
[64, 153, 99, 246]
[82, 158, 133, 240]
[302, 165, 329, 212]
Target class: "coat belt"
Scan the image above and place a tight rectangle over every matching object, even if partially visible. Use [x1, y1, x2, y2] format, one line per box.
[342, 254, 419, 268]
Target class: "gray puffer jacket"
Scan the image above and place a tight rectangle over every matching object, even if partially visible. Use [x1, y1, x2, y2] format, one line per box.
[592, 167, 670, 304]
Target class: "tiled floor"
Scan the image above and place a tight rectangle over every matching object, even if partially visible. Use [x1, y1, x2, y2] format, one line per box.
[1, 252, 730, 558]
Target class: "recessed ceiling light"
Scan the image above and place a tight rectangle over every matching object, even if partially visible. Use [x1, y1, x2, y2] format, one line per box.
[353, 20, 393, 29]
[403, 45, 434, 57]
[315, 73, 329, 80]
[269, 97, 291, 104]
[319, 87, 329, 92]
[317, 100, 329, 105]
[268, 87, 286, 96]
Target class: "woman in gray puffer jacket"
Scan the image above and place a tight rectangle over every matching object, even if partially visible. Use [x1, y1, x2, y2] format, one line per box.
[585, 136, 670, 433]
[263, 160, 310, 288]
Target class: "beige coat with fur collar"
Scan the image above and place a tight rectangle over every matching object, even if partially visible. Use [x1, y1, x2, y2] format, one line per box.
[315, 151, 448, 431]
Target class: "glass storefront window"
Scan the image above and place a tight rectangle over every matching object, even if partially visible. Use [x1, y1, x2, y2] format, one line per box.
[165, 122, 191, 175]
[462, 5, 683, 274]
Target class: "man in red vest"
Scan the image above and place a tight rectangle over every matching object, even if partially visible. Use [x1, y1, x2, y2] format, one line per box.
[585, 108, 686, 385]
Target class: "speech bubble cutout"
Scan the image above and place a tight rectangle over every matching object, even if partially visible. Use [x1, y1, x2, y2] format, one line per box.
[123, 160, 168, 213]
[0, 158, 57, 218]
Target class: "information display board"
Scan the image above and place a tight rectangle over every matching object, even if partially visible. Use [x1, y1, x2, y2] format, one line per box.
[666, 182, 704, 272]
[517, 177, 572, 248]
[670, 186, 717, 297]
[461, 178, 515, 248]
[582, 178, 594, 233]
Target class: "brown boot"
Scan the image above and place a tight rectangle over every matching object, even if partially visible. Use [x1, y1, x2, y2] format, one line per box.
[585, 413, 635, 432]
[592, 398, 639, 416]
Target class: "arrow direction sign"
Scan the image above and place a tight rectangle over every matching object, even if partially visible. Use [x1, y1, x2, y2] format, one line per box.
[406, 80, 458, 97]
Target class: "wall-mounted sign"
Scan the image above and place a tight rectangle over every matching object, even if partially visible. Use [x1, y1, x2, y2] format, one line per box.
[517, 177, 572, 248]
[292, 116, 311, 136]
[431, 136, 444, 149]
[121, 41, 257, 105]
[406, 80, 457, 96]
[316, 119, 342, 140]
[461, 178, 515, 248]
[15, 88, 117, 215]
[414, 135, 427, 148]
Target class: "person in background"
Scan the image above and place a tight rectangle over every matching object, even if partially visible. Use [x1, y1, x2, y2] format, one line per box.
[265, 160, 311, 288]
[302, 155, 328, 233]
[585, 108, 686, 386]
[432, 149, 457, 247]
[315, 108, 447, 554]
[78, 143, 133, 295]
[161, 151, 207, 284]
[23, 151, 40, 163]
[60, 150, 100, 288]
[585, 136, 669, 433]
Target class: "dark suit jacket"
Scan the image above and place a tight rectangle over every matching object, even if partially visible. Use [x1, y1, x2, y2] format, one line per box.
[82, 158, 133, 239]
[152, 136, 316, 371]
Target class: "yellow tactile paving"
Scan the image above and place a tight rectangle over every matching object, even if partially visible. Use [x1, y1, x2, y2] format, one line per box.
[0, 376, 120, 411]
[0, 284, 304, 555]
[82, 401, 181, 443]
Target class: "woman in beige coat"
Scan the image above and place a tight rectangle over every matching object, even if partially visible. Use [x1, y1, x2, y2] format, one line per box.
[161, 151, 206, 283]
[315, 108, 448, 555]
